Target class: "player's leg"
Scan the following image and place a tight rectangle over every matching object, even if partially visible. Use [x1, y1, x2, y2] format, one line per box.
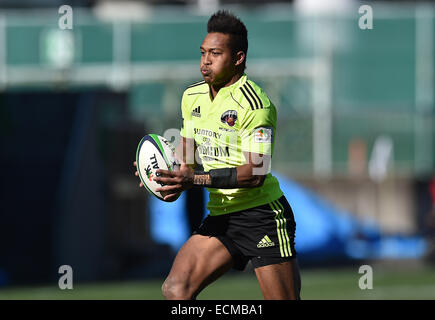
[162, 234, 233, 300]
[235, 195, 300, 299]
[254, 258, 301, 300]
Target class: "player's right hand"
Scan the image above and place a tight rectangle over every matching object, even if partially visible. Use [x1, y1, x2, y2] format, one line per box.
[133, 161, 144, 188]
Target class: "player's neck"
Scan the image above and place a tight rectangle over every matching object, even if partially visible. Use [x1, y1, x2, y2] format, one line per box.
[210, 72, 243, 100]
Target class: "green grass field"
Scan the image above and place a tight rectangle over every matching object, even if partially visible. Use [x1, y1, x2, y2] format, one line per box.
[1, 264, 435, 300]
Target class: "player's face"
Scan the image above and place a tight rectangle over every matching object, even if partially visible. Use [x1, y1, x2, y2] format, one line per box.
[200, 32, 237, 86]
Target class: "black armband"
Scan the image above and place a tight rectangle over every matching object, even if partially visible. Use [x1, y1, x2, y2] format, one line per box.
[209, 167, 238, 188]
[194, 167, 238, 189]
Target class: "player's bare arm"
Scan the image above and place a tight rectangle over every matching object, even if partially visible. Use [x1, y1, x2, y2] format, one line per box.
[154, 151, 268, 201]
[189, 151, 269, 188]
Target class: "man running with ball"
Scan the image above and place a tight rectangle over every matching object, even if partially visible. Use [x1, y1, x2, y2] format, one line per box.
[135, 10, 301, 300]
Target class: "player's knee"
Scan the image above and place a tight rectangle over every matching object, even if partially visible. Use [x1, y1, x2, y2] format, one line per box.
[162, 277, 192, 300]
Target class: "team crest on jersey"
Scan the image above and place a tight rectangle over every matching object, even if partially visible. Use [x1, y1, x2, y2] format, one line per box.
[220, 110, 237, 127]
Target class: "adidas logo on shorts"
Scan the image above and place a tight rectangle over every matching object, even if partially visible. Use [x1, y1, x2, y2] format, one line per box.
[257, 235, 275, 248]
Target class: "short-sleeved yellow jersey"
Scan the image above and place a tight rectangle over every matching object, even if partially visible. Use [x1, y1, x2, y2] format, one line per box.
[180, 74, 283, 215]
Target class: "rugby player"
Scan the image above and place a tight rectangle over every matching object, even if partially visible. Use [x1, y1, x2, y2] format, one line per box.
[135, 10, 301, 300]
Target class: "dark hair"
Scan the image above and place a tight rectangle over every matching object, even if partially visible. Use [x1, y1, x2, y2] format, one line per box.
[207, 10, 248, 70]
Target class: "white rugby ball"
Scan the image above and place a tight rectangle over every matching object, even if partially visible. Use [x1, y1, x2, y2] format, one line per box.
[136, 134, 181, 201]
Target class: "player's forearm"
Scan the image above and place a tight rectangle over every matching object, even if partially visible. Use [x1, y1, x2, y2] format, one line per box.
[193, 164, 265, 189]
[236, 164, 266, 188]
[193, 173, 212, 186]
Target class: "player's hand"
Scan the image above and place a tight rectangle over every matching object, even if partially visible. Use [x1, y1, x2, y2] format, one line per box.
[133, 161, 144, 188]
[154, 163, 194, 201]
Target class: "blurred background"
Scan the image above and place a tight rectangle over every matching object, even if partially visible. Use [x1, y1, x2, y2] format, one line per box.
[1, 0, 435, 299]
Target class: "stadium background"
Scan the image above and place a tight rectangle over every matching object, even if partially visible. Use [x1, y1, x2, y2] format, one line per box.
[1, 0, 435, 299]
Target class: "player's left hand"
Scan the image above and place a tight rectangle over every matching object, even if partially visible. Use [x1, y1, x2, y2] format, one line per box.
[154, 163, 194, 201]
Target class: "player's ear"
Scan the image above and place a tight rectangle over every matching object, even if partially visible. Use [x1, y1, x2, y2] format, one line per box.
[234, 51, 245, 67]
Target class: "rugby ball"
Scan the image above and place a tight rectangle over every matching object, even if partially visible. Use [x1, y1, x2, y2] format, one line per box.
[136, 134, 181, 201]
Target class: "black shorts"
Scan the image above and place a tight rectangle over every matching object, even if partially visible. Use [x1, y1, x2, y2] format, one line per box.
[193, 195, 297, 270]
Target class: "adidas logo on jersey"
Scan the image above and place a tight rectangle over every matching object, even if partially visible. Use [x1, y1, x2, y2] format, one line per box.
[257, 235, 275, 248]
[192, 106, 201, 117]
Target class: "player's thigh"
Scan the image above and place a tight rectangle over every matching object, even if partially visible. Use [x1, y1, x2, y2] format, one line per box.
[164, 234, 233, 297]
[254, 258, 301, 300]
